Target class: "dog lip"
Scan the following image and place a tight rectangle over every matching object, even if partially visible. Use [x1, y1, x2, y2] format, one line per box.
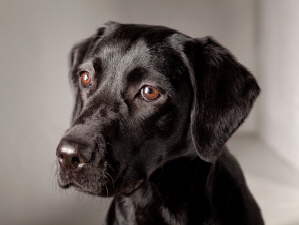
[58, 179, 86, 192]
[58, 171, 74, 189]
[58, 181, 73, 189]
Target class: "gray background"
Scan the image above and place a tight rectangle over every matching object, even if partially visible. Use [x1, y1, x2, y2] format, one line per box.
[1, 1, 298, 224]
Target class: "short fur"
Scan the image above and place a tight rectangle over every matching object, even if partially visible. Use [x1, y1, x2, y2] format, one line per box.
[56, 22, 264, 225]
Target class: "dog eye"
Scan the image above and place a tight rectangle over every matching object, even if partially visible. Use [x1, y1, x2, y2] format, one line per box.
[80, 71, 92, 87]
[141, 86, 160, 101]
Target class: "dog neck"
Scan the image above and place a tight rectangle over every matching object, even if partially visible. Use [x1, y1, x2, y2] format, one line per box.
[106, 156, 213, 225]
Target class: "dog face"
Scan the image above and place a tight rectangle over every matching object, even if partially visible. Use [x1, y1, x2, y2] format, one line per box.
[56, 22, 259, 196]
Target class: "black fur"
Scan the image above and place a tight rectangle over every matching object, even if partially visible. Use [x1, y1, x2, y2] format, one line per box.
[56, 22, 264, 225]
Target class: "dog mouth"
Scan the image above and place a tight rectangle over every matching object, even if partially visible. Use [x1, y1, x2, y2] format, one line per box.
[59, 181, 96, 195]
[57, 172, 78, 189]
[58, 177, 107, 196]
[58, 178, 144, 197]
[57, 176, 74, 189]
[57, 169, 144, 197]
[57, 170, 108, 195]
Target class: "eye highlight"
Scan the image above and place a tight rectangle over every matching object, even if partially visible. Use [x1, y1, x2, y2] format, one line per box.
[80, 71, 92, 87]
[141, 85, 160, 101]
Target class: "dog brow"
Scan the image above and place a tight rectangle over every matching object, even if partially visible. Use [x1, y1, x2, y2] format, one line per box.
[126, 67, 148, 84]
[78, 61, 95, 73]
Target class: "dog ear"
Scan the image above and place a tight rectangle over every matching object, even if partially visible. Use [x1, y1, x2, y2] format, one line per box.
[68, 27, 105, 121]
[186, 37, 260, 163]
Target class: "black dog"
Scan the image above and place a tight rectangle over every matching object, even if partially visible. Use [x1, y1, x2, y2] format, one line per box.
[56, 22, 264, 225]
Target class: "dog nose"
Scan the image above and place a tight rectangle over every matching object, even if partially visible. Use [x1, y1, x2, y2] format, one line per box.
[56, 140, 93, 170]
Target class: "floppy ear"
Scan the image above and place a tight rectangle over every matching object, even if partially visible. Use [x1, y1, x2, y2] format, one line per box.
[68, 27, 105, 121]
[187, 37, 260, 163]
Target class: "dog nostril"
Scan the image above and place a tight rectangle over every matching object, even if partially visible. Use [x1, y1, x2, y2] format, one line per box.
[57, 140, 93, 170]
[71, 156, 80, 165]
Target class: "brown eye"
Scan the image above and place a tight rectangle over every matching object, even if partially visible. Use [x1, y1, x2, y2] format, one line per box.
[141, 86, 160, 101]
[80, 71, 92, 87]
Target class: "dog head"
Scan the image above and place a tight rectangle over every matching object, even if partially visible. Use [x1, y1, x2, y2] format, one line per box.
[56, 22, 260, 196]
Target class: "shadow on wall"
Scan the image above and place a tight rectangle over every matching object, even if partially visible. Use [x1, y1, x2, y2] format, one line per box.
[8, 195, 112, 225]
[286, 222, 299, 225]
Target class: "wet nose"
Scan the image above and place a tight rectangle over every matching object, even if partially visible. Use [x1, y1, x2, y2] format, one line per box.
[56, 140, 93, 170]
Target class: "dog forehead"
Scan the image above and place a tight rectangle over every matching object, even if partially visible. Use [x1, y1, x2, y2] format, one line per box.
[94, 23, 188, 58]
[90, 42, 159, 79]
[78, 24, 193, 88]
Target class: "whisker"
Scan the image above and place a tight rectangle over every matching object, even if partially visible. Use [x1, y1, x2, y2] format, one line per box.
[105, 184, 109, 198]
[107, 163, 115, 172]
